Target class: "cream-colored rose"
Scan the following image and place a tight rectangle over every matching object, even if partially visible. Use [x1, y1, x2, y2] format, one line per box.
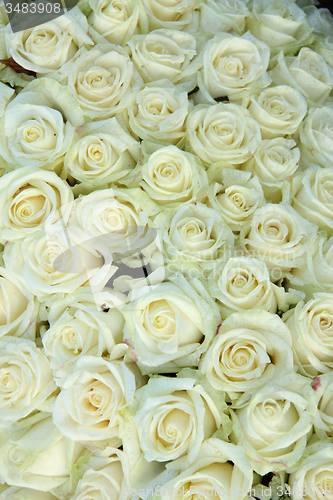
[313, 372, 333, 439]
[289, 166, 333, 231]
[0, 167, 73, 243]
[247, 85, 307, 139]
[72, 449, 130, 500]
[122, 145, 208, 208]
[123, 79, 189, 145]
[0, 336, 56, 426]
[64, 118, 140, 186]
[0, 414, 86, 492]
[206, 168, 265, 233]
[241, 203, 317, 274]
[270, 48, 333, 105]
[5, 8, 94, 75]
[68, 187, 164, 301]
[0, 266, 38, 341]
[242, 137, 300, 202]
[154, 203, 234, 268]
[314, 36, 333, 72]
[288, 442, 333, 500]
[185, 103, 261, 167]
[0, 78, 84, 171]
[64, 43, 142, 120]
[246, 0, 313, 54]
[152, 438, 253, 500]
[284, 293, 333, 377]
[128, 29, 198, 89]
[291, 235, 333, 295]
[304, 5, 333, 37]
[201, 310, 294, 398]
[42, 290, 124, 377]
[3, 225, 115, 301]
[133, 376, 225, 464]
[88, 0, 148, 46]
[142, 0, 200, 31]
[299, 106, 333, 169]
[197, 32, 271, 102]
[208, 256, 302, 317]
[52, 355, 138, 443]
[71, 187, 152, 240]
[122, 275, 220, 373]
[199, 0, 250, 35]
[230, 373, 317, 475]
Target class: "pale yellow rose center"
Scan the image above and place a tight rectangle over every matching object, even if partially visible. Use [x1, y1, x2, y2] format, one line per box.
[84, 380, 114, 416]
[0, 369, 17, 392]
[144, 300, 176, 339]
[61, 327, 83, 354]
[9, 445, 30, 467]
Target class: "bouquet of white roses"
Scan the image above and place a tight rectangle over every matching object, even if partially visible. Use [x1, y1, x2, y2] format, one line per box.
[0, 0, 333, 498]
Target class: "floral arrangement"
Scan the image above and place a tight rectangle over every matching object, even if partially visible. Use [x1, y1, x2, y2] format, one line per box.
[0, 0, 333, 499]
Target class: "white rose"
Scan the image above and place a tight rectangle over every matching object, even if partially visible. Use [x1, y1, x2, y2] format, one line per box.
[127, 29, 198, 90]
[64, 43, 142, 120]
[64, 118, 140, 186]
[141, 0, 200, 31]
[303, 5, 333, 37]
[247, 85, 307, 139]
[201, 310, 294, 398]
[71, 188, 152, 240]
[283, 293, 333, 377]
[0, 336, 56, 426]
[0, 266, 38, 341]
[230, 373, 317, 474]
[208, 256, 302, 317]
[154, 203, 234, 269]
[313, 371, 333, 439]
[287, 441, 333, 500]
[206, 168, 265, 233]
[72, 449, 131, 500]
[299, 106, 333, 169]
[0, 413, 87, 492]
[199, 0, 250, 36]
[3, 226, 114, 301]
[246, 0, 313, 54]
[242, 137, 300, 203]
[314, 36, 333, 71]
[52, 355, 139, 443]
[123, 79, 189, 145]
[289, 166, 333, 231]
[291, 235, 333, 295]
[197, 32, 271, 102]
[122, 144, 209, 208]
[132, 376, 225, 464]
[67, 187, 165, 301]
[5, 9, 94, 75]
[42, 290, 124, 377]
[241, 202, 317, 274]
[269, 48, 333, 105]
[152, 438, 253, 500]
[88, 0, 148, 46]
[122, 275, 220, 373]
[0, 78, 84, 171]
[0, 167, 73, 243]
[185, 103, 261, 167]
